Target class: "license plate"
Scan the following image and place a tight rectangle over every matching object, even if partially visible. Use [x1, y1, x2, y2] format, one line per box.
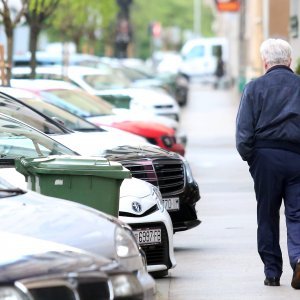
[163, 197, 180, 211]
[133, 228, 161, 245]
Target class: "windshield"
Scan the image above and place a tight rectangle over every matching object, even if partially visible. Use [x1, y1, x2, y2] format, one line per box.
[41, 89, 115, 118]
[184, 45, 205, 60]
[20, 98, 99, 131]
[0, 114, 77, 159]
[0, 94, 66, 134]
[119, 67, 150, 81]
[83, 70, 131, 90]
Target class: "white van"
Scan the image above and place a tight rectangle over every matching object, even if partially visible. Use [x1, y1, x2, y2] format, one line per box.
[179, 37, 228, 81]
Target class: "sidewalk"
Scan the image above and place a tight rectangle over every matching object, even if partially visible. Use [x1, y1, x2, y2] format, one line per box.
[155, 84, 300, 300]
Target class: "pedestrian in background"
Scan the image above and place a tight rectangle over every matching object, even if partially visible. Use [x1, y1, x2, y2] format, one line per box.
[236, 38, 300, 289]
[214, 54, 225, 89]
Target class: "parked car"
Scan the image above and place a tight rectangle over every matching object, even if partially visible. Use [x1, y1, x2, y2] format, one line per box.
[0, 89, 200, 232]
[0, 87, 150, 154]
[119, 57, 189, 106]
[0, 88, 200, 232]
[12, 65, 181, 121]
[8, 81, 186, 153]
[0, 113, 155, 297]
[99, 144, 201, 233]
[11, 78, 188, 144]
[119, 178, 176, 277]
[0, 101, 176, 276]
[0, 230, 144, 300]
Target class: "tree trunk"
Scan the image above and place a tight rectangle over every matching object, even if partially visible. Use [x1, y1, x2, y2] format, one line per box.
[5, 28, 13, 86]
[29, 23, 40, 79]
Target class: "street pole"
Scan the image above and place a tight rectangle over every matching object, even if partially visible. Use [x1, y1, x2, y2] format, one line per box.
[194, 0, 201, 37]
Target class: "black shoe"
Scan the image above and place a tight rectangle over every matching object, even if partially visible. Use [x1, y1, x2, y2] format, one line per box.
[291, 260, 300, 289]
[264, 277, 280, 286]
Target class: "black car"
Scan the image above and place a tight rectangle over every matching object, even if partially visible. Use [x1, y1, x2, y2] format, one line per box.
[0, 89, 201, 232]
[102, 144, 201, 232]
[0, 231, 144, 300]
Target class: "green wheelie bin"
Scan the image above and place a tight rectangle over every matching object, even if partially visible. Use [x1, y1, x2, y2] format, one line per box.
[15, 155, 131, 217]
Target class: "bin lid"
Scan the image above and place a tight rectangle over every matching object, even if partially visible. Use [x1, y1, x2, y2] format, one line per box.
[15, 155, 131, 179]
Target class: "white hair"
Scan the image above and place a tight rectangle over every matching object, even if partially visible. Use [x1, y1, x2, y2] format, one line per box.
[260, 38, 292, 67]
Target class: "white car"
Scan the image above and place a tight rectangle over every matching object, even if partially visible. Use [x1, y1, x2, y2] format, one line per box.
[0, 93, 176, 276]
[9, 80, 187, 146]
[119, 178, 176, 277]
[12, 66, 181, 121]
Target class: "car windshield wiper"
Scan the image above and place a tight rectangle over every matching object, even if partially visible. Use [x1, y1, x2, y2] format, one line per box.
[0, 158, 15, 166]
[0, 188, 25, 194]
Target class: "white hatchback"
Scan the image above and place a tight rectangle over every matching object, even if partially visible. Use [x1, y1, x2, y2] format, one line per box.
[12, 66, 181, 121]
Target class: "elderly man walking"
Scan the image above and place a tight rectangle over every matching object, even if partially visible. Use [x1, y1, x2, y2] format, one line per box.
[236, 38, 300, 289]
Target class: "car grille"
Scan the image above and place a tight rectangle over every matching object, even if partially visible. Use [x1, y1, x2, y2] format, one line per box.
[130, 222, 170, 267]
[122, 158, 185, 196]
[153, 159, 185, 195]
[19, 273, 111, 300]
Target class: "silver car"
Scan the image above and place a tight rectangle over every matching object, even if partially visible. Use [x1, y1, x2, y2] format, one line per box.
[0, 113, 155, 299]
[0, 230, 144, 299]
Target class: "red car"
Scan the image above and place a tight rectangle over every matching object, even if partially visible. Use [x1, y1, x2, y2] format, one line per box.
[10, 79, 185, 155]
[100, 119, 185, 155]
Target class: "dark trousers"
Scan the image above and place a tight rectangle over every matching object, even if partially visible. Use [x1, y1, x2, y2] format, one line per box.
[249, 148, 300, 278]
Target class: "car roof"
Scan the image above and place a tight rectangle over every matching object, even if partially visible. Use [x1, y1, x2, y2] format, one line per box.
[13, 65, 110, 77]
[10, 78, 80, 91]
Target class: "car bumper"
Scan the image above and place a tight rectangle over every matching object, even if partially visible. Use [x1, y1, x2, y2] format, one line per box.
[167, 180, 201, 233]
[119, 210, 176, 275]
[136, 266, 156, 300]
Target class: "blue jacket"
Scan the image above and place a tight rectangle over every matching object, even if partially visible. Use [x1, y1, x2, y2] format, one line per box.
[236, 65, 300, 161]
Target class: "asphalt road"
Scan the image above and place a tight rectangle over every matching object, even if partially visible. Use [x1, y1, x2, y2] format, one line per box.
[154, 82, 300, 300]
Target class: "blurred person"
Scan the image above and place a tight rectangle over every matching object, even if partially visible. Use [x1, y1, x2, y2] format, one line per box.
[236, 38, 300, 289]
[213, 56, 225, 89]
[213, 47, 225, 89]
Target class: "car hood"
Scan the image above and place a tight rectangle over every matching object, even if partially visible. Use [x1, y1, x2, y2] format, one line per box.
[95, 88, 178, 106]
[121, 178, 152, 198]
[112, 108, 178, 130]
[51, 131, 148, 157]
[0, 231, 111, 282]
[87, 117, 175, 137]
[101, 144, 180, 161]
[0, 183, 118, 260]
[119, 178, 157, 215]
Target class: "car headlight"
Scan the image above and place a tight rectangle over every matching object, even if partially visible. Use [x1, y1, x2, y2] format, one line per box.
[152, 186, 164, 212]
[109, 274, 143, 299]
[183, 158, 194, 184]
[115, 226, 139, 258]
[161, 135, 175, 148]
[0, 287, 28, 300]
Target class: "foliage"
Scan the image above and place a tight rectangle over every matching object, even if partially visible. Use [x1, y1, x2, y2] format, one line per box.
[46, 0, 118, 55]
[0, 0, 28, 84]
[131, 0, 215, 59]
[24, 0, 60, 78]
